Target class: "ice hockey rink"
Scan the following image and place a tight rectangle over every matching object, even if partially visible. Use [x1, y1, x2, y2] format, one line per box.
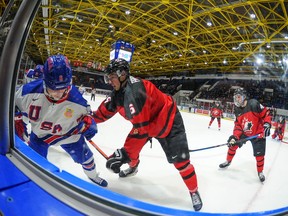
[46, 94, 288, 214]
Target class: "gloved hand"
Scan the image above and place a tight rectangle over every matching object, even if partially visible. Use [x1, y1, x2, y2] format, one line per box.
[106, 148, 131, 173]
[227, 135, 239, 148]
[14, 113, 28, 141]
[78, 115, 97, 140]
[263, 122, 271, 138]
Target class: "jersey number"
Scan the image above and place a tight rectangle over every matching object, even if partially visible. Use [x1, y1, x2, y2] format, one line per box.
[129, 103, 136, 115]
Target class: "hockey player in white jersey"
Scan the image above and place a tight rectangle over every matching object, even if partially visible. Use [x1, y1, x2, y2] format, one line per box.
[15, 54, 107, 187]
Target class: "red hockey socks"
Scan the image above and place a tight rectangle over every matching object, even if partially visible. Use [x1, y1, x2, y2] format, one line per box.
[226, 145, 238, 162]
[256, 155, 264, 173]
[174, 160, 198, 192]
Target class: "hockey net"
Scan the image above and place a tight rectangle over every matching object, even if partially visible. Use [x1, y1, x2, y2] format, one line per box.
[282, 120, 288, 144]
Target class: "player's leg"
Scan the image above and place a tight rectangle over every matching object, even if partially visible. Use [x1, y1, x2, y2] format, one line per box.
[217, 117, 221, 130]
[157, 110, 202, 211]
[251, 138, 266, 182]
[61, 136, 108, 187]
[208, 117, 215, 129]
[219, 145, 239, 168]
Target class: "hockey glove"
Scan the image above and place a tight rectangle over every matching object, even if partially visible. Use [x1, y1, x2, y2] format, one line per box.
[227, 135, 239, 148]
[14, 113, 28, 142]
[263, 122, 271, 138]
[78, 115, 97, 141]
[106, 148, 131, 173]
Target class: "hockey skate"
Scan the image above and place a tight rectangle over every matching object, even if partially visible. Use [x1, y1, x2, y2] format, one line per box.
[119, 166, 138, 177]
[219, 160, 231, 168]
[89, 174, 108, 187]
[258, 172, 265, 182]
[190, 191, 203, 211]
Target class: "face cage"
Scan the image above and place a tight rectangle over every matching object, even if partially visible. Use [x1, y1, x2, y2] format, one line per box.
[43, 83, 70, 101]
[233, 94, 245, 107]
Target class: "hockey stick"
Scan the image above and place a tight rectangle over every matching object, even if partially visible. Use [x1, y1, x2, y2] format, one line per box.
[88, 140, 109, 160]
[189, 134, 259, 152]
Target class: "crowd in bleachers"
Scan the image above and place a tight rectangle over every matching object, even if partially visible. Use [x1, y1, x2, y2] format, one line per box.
[197, 79, 287, 109]
[72, 71, 112, 91]
[71, 70, 287, 110]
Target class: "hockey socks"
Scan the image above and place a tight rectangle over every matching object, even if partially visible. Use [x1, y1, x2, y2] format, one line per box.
[174, 161, 198, 191]
[82, 157, 108, 187]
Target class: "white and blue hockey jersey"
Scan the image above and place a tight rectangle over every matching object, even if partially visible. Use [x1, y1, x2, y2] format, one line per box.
[15, 79, 92, 146]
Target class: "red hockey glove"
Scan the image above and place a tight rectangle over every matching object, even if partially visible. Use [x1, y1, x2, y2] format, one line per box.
[78, 115, 97, 140]
[14, 114, 28, 141]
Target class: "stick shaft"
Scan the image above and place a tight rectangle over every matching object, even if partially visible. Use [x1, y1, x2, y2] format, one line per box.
[88, 140, 109, 160]
[189, 134, 259, 152]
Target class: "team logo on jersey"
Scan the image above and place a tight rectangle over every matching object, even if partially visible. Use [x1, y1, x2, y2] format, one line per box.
[64, 108, 74, 118]
[242, 117, 253, 134]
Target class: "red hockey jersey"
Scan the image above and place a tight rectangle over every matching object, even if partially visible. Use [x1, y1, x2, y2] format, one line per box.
[233, 99, 271, 138]
[93, 76, 177, 154]
[210, 104, 223, 118]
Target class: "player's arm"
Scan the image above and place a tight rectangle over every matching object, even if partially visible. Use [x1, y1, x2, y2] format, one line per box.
[92, 96, 118, 123]
[232, 118, 243, 139]
[77, 114, 97, 140]
[106, 128, 149, 173]
[257, 103, 272, 138]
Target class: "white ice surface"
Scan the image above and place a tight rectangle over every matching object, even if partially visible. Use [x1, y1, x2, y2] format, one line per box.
[47, 95, 288, 214]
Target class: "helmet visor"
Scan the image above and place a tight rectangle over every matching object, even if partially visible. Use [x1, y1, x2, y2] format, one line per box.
[104, 73, 118, 84]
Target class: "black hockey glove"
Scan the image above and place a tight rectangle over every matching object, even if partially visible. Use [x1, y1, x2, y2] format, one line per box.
[262, 122, 271, 138]
[106, 148, 131, 173]
[227, 135, 240, 148]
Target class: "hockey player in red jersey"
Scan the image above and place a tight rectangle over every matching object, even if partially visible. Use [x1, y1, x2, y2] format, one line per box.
[208, 100, 223, 130]
[219, 88, 272, 182]
[92, 58, 203, 211]
[272, 116, 286, 141]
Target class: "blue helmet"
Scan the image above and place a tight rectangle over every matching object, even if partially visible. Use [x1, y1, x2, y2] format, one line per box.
[43, 54, 72, 90]
[34, 64, 44, 79]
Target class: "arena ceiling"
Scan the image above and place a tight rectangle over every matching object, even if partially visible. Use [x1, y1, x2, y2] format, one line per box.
[2, 0, 288, 77]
